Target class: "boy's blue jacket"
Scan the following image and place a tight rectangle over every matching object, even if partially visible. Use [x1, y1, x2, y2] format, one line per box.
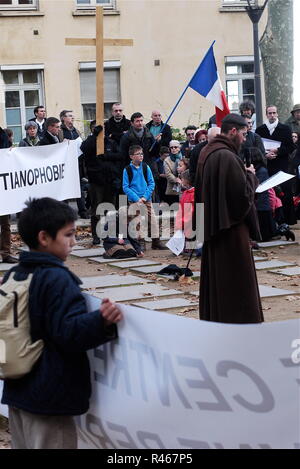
[123, 162, 155, 202]
[1, 251, 117, 416]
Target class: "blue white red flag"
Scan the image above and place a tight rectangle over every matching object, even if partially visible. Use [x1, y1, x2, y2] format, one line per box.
[188, 42, 230, 126]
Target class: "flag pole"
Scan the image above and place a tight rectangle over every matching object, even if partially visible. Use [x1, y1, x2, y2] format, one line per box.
[150, 41, 216, 151]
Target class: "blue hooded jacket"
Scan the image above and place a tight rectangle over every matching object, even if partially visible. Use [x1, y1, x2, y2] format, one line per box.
[1, 251, 117, 416]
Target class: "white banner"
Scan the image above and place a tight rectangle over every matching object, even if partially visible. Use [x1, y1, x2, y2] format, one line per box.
[0, 141, 80, 215]
[1, 296, 300, 449]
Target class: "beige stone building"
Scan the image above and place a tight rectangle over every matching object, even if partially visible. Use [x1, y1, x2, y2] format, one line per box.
[0, 0, 266, 143]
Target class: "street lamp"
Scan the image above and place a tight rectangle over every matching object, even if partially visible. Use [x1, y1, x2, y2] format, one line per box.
[245, 0, 269, 127]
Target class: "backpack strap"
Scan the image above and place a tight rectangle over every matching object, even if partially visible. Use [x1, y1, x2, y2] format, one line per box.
[142, 162, 148, 183]
[125, 163, 149, 184]
[125, 165, 133, 184]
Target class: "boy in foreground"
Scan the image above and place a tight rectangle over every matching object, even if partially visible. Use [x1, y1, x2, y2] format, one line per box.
[1, 198, 123, 449]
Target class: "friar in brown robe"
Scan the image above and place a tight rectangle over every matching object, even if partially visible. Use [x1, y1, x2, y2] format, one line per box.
[194, 114, 264, 324]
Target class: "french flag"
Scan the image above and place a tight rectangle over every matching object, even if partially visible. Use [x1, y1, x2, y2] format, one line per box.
[188, 42, 230, 127]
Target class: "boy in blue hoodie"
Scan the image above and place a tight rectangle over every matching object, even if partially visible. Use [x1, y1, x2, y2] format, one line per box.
[1, 198, 123, 449]
[122, 145, 166, 250]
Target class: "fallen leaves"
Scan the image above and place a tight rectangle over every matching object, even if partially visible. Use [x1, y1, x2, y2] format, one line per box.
[285, 296, 300, 301]
[178, 275, 195, 285]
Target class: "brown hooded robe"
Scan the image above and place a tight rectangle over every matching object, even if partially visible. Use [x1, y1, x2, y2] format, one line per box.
[194, 134, 264, 324]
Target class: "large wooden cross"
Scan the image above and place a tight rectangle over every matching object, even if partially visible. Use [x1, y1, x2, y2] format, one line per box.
[65, 6, 133, 154]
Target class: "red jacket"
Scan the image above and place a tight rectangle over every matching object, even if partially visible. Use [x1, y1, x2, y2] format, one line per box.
[175, 187, 195, 238]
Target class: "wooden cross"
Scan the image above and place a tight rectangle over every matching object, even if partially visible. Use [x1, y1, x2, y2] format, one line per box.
[65, 6, 133, 154]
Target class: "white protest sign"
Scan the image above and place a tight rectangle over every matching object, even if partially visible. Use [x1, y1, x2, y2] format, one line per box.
[0, 141, 80, 215]
[76, 296, 300, 450]
[1, 296, 299, 449]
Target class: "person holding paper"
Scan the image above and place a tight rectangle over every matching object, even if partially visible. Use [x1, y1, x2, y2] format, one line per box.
[194, 114, 263, 324]
[256, 106, 296, 225]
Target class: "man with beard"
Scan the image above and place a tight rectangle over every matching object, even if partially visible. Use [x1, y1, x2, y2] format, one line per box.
[194, 114, 263, 324]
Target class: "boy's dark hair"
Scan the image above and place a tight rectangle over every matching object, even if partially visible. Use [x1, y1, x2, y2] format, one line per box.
[221, 113, 247, 134]
[130, 112, 143, 122]
[129, 145, 143, 156]
[45, 117, 60, 129]
[18, 198, 77, 249]
[184, 125, 197, 134]
[159, 146, 169, 156]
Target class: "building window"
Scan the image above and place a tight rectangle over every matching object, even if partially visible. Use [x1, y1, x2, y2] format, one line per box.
[1, 69, 44, 144]
[79, 66, 120, 129]
[225, 58, 254, 112]
[76, 0, 116, 9]
[0, 0, 37, 9]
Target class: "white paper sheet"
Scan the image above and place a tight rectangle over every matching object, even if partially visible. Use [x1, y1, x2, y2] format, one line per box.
[166, 230, 185, 255]
[262, 138, 281, 151]
[256, 171, 295, 193]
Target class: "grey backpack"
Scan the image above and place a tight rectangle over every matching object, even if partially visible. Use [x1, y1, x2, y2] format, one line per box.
[0, 272, 44, 380]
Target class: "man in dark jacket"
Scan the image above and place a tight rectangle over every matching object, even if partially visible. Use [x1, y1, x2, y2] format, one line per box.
[59, 110, 80, 141]
[146, 110, 172, 158]
[81, 123, 124, 244]
[39, 117, 63, 146]
[256, 105, 296, 224]
[120, 112, 158, 179]
[104, 103, 131, 147]
[1, 197, 122, 449]
[194, 113, 263, 324]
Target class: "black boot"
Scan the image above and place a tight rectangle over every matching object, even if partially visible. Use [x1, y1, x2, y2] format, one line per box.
[91, 216, 101, 245]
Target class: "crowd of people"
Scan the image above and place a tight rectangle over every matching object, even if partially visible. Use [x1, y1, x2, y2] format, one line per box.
[1, 100, 300, 261]
[1, 100, 300, 449]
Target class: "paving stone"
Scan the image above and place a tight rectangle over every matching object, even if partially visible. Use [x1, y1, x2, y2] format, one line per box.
[131, 298, 197, 311]
[89, 284, 182, 302]
[253, 256, 268, 261]
[110, 259, 162, 269]
[269, 267, 300, 277]
[0, 263, 16, 272]
[131, 264, 169, 274]
[258, 240, 298, 248]
[189, 286, 298, 299]
[88, 256, 122, 264]
[258, 285, 297, 298]
[71, 248, 105, 257]
[80, 274, 150, 289]
[255, 260, 296, 270]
